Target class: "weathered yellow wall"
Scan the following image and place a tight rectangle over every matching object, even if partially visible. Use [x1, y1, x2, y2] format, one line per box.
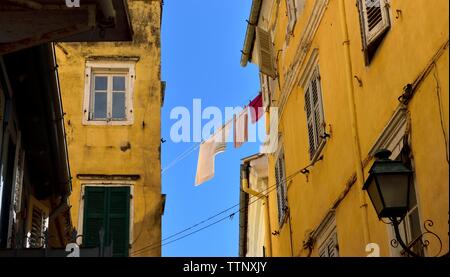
[259, 0, 448, 257]
[56, 0, 163, 256]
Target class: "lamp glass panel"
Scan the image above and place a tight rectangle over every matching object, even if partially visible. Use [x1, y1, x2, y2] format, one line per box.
[376, 174, 409, 209]
[366, 177, 383, 216]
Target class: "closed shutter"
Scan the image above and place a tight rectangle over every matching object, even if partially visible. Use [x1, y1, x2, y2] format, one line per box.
[275, 152, 287, 225]
[26, 198, 49, 248]
[28, 207, 48, 248]
[359, 0, 390, 47]
[319, 231, 339, 257]
[256, 27, 277, 78]
[305, 85, 316, 159]
[83, 187, 107, 248]
[311, 70, 325, 147]
[304, 67, 325, 160]
[286, 0, 297, 35]
[108, 187, 130, 257]
[83, 186, 130, 257]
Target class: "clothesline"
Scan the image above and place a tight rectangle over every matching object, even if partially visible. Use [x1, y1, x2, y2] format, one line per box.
[195, 93, 263, 186]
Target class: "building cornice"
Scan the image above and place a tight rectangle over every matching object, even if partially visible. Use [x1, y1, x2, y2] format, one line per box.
[278, 0, 329, 118]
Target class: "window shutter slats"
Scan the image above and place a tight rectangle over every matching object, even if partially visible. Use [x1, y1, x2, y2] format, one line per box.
[83, 187, 130, 257]
[83, 187, 107, 248]
[319, 229, 339, 257]
[304, 87, 312, 117]
[275, 151, 288, 225]
[360, 0, 390, 46]
[108, 187, 130, 257]
[314, 72, 325, 144]
[256, 27, 277, 78]
[305, 67, 325, 161]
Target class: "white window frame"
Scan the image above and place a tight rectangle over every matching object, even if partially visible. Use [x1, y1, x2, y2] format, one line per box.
[303, 64, 326, 162]
[317, 217, 339, 257]
[83, 61, 136, 126]
[359, 0, 390, 46]
[286, 0, 297, 36]
[77, 183, 134, 249]
[358, 0, 391, 64]
[260, 73, 271, 110]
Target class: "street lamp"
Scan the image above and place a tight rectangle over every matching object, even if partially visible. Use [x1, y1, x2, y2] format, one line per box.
[363, 149, 442, 257]
[363, 149, 412, 219]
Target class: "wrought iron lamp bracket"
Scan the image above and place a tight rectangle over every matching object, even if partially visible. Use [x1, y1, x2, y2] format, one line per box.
[389, 218, 443, 257]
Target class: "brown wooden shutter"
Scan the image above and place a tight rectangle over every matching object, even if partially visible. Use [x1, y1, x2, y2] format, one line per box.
[256, 27, 277, 78]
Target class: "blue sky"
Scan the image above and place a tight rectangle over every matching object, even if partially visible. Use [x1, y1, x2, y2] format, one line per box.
[161, 0, 261, 256]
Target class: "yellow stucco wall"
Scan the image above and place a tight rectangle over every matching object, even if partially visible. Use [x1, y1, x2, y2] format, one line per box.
[56, 1, 163, 256]
[256, 0, 448, 257]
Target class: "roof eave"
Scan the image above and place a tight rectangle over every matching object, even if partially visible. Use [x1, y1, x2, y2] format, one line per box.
[240, 0, 263, 67]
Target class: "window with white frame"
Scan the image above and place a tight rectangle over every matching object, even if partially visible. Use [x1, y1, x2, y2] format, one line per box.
[318, 227, 339, 257]
[286, 0, 305, 38]
[286, 0, 297, 35]
[275, 148, 288, 226]
[80, 184, 132, 257]
[357, 0, 391, 64]
[304, 65, 326, 161]
[83, 61, 135, 125]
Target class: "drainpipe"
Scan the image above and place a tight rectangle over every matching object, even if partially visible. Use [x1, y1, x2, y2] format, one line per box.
[338, 0, 371, 246]
[240, 164, 273, 257]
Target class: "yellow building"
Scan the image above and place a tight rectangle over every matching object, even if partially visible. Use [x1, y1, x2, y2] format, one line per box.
[239, 154, 269, 257]
[240, 0, 448, 257]
[56, 1, 165, 257]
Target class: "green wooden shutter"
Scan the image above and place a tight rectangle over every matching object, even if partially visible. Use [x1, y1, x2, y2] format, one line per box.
[107, 187, 130, 257]
[83, 187, 107, 248]
[83, 186, 130, 257]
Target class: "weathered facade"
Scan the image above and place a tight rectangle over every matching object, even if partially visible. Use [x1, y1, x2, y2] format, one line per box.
[240, 0, 448, 257]
[0, 0, 135, 257]
[56, 0, 164, 257]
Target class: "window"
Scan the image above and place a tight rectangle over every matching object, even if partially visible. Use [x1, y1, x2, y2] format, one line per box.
[285, 0, 306, 43]
[83, 61, 135, 125]
[319, 228, 339, 257]
[261, 74, 271, 110]
[316, 214, 339, 257]
[304, 66, 325, 161]
[256, 27, 277, 78]
[82, 186, 131, 257]
[25, 197, 49, 248]
[275, 149, 288, 226]
[286, 0, 297, 35]
[357, 0, 390, 64]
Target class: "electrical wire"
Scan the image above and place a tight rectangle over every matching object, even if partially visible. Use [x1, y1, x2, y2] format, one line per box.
[160, 98, 251, 175]
[131, 183, 280, 255]
[161, 142, 202, 174]
[131, 161, 311, 255]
